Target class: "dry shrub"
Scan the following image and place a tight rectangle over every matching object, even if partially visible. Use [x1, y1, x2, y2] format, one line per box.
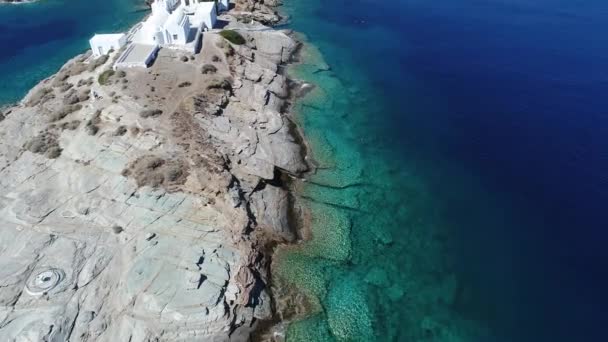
[224, 44, 235, 57]
[206, 78, 232, 90]
[201, 64, 217, 74]
[63, 90, 79, 105]
[113, 125, 128, 136]
[130, 126, 140, 136]
[51, 61, 88, 88]
[98, 69, 115, 85]
[85, 110, 101, 135]
[24, 132, 61, 159]
[122, 155, 188, 188]
[60, 120, 81, 130]
[140, 109, 163, 118]
[186, 91, 229, 116]
[77, 77, 94, 87]
[48, 104, 82, 122]
[27, 87, 54, 107]
[59, 83, 74, 93]
[86, 124, 99, 135]
[65, 61, 88, 77]
[88, 55, 109, 71]
[62, 87, 88, 105]
[165, 164, 183, 182]
[46, 147, 62, 159]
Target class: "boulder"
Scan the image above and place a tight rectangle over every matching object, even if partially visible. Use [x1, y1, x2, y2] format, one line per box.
[250, 184, 295, 241]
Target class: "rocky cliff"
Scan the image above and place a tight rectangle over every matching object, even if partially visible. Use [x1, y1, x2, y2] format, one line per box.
[0, 14, 306, 341]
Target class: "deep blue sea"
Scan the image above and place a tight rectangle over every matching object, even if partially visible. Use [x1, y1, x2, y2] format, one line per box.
[276, 0, 608, 341]
[2, 0, 607, 340]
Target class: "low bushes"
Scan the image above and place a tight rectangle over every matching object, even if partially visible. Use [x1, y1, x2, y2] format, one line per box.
[59, 83, 74, 93]
[98, 69, 115, 85]
[48, 104, 82, 122]
[201, 64, 217, 74]
[24, 132, 62, 159]
[85, 110, 102, 135]
[207, 78, 232, 90]
[113, 125, 128, 136]
[140, 109, 163, 118]
[122, 155, 188, 188]
[27, 87, 54, 107]
[219, 30, 246, 45]
[88, 54, 109, 71]
[60, 120, 81, 131]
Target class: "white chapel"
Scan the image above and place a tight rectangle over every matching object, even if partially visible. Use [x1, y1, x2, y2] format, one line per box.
[134, 0, 218, 49]
[90, 0, 228, 68]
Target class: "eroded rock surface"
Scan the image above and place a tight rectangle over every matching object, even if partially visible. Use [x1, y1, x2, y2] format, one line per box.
[232, 0, 284, 25]
[0, 18, 304, 341]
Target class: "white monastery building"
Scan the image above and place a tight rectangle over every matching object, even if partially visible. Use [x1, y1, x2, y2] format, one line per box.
[90, 0, 226, 69]
[89, 34, 127, 57]
[133, 0, 217, 51]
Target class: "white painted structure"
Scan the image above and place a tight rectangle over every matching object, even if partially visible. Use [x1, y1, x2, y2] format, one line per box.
[92, 0, 219, 69]
[187, 1, 217, 31]
[181, 0, 228, 13]
[137, 0, 189, 46]
[89, 34, 127, 57]
[114, 44, 160, 69]
[132, 0, 217, 52]
[218, 0, 229, 12]
[164, 8, 191, 45]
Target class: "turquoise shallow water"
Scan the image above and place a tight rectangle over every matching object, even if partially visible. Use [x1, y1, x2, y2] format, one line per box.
[0, 0, 145, 105]
[274, 2, 485, 340]
[276, 44, 482, 342]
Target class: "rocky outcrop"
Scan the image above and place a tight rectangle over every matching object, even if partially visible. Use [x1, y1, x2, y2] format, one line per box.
[0, 16, 306, 341]
[250, 184, 294, 242]
[232, 0, 283, 25]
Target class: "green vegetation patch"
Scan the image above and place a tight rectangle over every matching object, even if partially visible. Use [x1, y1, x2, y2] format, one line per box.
[98, 69, 115, 85]
[219, 30, 246, 45]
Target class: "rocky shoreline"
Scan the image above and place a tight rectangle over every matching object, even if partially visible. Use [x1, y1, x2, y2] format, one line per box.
[0, 1, 314, 341]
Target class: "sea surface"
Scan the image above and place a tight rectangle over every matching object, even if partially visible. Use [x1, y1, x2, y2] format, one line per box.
[0, 0, 146, 105]
[2, 0, 608, 341]
[275, 0, 608, 341]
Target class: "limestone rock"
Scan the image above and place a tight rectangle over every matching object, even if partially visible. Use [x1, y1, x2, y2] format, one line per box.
[250, 184, 295, 241]
[0, 11, 306, 342]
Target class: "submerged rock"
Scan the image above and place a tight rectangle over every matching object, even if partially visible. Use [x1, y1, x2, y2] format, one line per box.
[326, 277, 374, 341]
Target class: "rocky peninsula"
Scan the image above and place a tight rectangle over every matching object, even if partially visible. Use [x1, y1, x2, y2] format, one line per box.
[0, 1, 310, 340]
